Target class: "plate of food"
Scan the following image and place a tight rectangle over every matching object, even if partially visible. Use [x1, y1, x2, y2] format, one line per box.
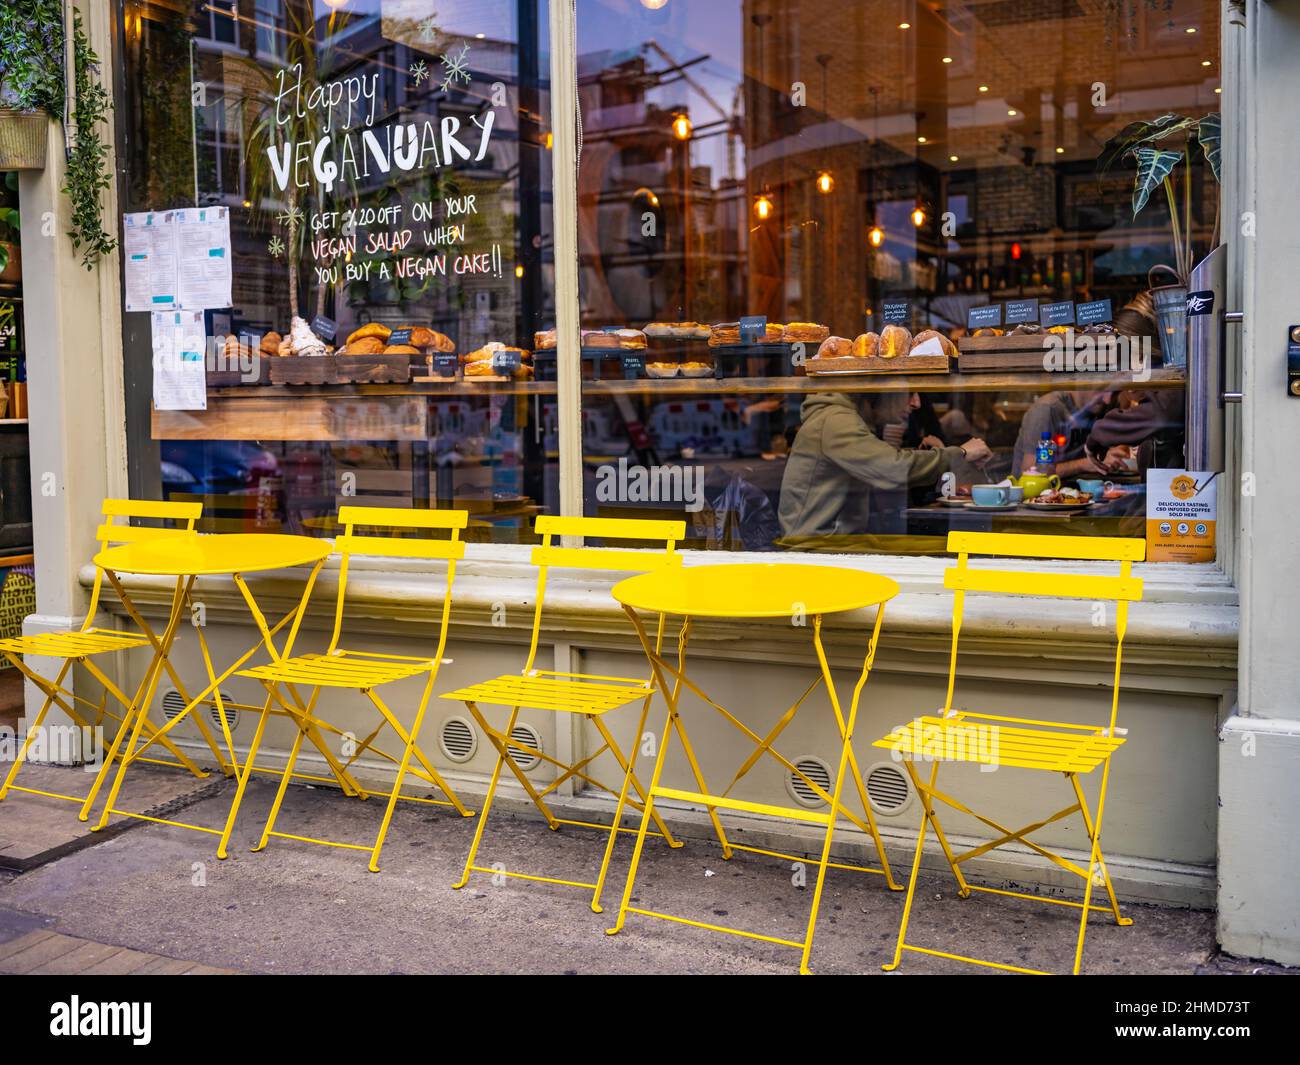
[1024, 488, 1094, 510]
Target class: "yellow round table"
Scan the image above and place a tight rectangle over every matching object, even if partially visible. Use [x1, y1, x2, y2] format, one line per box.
[606, 562, 901, 975]
[91, 533, 331, 857]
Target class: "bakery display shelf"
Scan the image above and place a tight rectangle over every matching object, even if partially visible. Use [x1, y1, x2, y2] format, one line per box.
[269, 353, 413, 385]
[807, 353, 952, 376]
[957, 333, 1146, 372]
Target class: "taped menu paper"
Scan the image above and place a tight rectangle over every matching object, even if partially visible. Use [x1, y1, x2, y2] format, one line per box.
[1146, 469, 1217, 563]
[123, 212, 179, 312]
[151, 310, 207, 411]
[175, 207, 232, 311]
[124, 209, 232, 312]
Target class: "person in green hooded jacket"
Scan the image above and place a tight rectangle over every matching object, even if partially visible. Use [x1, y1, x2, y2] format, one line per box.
[778, 391, 992, 538]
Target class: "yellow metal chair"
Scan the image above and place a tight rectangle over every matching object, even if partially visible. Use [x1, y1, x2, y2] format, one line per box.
[444, 515, 687, 912]
[0, 499, 233, 817]
[235, 506, 473, 872]
[874, 531, 1145, 975]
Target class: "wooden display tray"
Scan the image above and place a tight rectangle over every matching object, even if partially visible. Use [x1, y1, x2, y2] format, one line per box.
[806, 353, 951, 375]
[957, 333, 1142, 372]
[269, 353, 412, 385]
[207, 361, 271, 388]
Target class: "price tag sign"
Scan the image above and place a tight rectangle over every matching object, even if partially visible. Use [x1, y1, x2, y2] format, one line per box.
[622, 354, 645, 379]
[883, 300, 910, 325]
[1039, 301, 1076, 327]
[739, 315, 767, 344]
[967, 304, 1003, 330]
[491, 349, 521, 375]
[386, 327, 412, 346]
[310, 315, 338, 342]
[432, 353, 458, 378]
[1076, 299, 1113, 327]
[1005, 299, 1039, 325]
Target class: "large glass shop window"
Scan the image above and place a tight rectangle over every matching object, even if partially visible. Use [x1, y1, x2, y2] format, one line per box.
[120, 0, 554, 541]
[576, 0, 1220, 555]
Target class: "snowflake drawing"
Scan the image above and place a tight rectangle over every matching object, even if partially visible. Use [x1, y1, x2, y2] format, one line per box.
[275, 205, 303, 230]
[438, 42, 471, 93]
[267, 235, 285, 258]
[418, 15, 438, 43]
[410, 59, 430, 86]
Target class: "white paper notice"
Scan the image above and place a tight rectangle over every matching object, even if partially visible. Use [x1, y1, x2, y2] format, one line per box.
[175, 206, 232, 311]
[151, 310, 207, 411]
[123, 212, 179, 312]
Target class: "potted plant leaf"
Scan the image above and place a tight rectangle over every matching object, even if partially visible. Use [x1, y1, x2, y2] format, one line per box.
[1097, 111, 1221, 366]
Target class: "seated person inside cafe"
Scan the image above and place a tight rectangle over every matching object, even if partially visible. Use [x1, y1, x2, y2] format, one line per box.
[1011, 389, 1134, 480]
[779, 391, 992, 538]
[1085, 387, 1187, 474]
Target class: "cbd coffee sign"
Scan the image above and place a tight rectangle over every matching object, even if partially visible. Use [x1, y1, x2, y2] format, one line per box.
[1146, 470, 1217, 563]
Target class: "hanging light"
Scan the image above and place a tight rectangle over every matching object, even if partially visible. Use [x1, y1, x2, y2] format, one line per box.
[868, 225, 885, 247]
[753, 193, 774, 220]
[911, 207, 926, 228]
[640, 0, 669, 8]
[514, 264, 525, 278]
[671, 113, 693, 141]
[815, 170, 834, 194]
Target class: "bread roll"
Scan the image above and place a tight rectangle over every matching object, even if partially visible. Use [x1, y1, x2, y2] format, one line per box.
[879, 325, 912, 358]
[346, 322, 391, 346]
[912, 328, 957, 358]
[972, 327, 1005, 338]
[408, 327, 455, 351]
[382, 344, 420, 355]
[815, 336, 853, 359]
[345, 335, 385, 355]
[852, 332, 880, 357]
[534, 328, 557, 350]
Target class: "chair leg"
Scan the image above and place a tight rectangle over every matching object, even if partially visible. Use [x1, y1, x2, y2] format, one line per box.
[883, 767, 930, 972]
[367, 675, 438, 873]
[0, 658, 71, 800]
[453, 705, 520, 889]
[912, 760, 971, 897]
[255, 712, 309, 855]
[1072, 761, 1120, 975]
[217, 690, 276, 859]
[1069, 773, 1130, 928]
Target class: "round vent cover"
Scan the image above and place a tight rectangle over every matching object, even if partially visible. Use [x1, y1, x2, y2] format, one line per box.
[439, 716, 477, 763]
[509, 722, 542, 772]
[865, 762, 912, 815]
[786, 756, 833, 809]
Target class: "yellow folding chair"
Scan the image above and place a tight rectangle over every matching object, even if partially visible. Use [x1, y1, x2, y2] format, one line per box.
[235, 506, 473, 872]
[0, 499, 234, 817]
[875, 531, 1145, 975]
[444, 515, 687, 913]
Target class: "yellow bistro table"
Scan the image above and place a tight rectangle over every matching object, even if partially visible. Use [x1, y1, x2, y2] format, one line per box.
[606, 562, 901, 974]
[90, 533, 332, 855]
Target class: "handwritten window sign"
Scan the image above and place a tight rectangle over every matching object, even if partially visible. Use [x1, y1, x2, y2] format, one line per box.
[386, 327, 412, 346]
[967, 304, 1003, 330]
[622, 354, 645, 379]
[883, 300, 910, 325]
[1076, 299, 1113, 327]
[310, 315, 338, 342]
[432, 353, 458, 378]
[1040, 301, 1076, 327]
[739, 315, 767, 343]
[1005, 299, 1039, 325]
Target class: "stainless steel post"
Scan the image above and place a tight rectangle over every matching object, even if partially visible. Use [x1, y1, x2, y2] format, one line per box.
[1186, 244, 1227, 471]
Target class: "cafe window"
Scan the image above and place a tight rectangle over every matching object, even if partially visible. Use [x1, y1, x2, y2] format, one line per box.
[574, 0, 1220, 556]
[120, 0, 556, 541]
[116, 0, 1221, 562]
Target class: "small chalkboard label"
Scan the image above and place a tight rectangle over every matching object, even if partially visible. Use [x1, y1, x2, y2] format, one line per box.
[622, 354, 645, 379]
[491, 349, 522, 375]
[1076, 299, 1113, 327]
[967, 304, 1003, 330]
[1186, 291, 1215, 317]
[310, 315, 338, 342]
[602, 324, 627, 334]
[1005, 299, 1039, 325]
[1040, 301, 1076, 327]
[387, 327, 412, 346]
[883, 300, 910, 325]
[432, 353, 458, 378]
[739, 315, 767, 343]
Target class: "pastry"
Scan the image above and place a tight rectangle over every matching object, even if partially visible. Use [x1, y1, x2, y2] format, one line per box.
[708, 323, 741, 347]
[409, 327, 455, 351]
[464, 360, 499, 377]
[852, 332, 880, 357]
[911, 328, 957, 358]
[879, 324, 912, 358]
[534, 328, 557, 350]
[1047, 324, 1071, 335]
[345, 335, 386, 355]
[646, 361, 680, 378]
[763, 323, 785, 342]
[581, 330, 620, 349]
[278, 338, 293, 357]
[346, 322, 391, 346]
[815, 336, 853, 359]
[289, 316, 327, 357]
[643, 322, 710, 339]
[260, 331, 282, 356]
[223, 335, 248, 360]
[464, 341, 504, 363]
[1083, 322, 1116, 335]
[971, 327, 1005, 338]
[382, 344, 420, 355]
[1010, 323, 1043, 336]
[614, 328, 647, 349]
[680, 361, 713, 377]
[783, 322, 829, 344]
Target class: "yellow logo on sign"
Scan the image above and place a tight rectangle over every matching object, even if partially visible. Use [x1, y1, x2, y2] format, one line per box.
[1170, 474, 1198, 500]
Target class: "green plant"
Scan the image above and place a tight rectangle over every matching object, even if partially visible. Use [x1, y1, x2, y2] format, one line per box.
[0, 0, 116, 269]
[1097, 112, 1221, 285]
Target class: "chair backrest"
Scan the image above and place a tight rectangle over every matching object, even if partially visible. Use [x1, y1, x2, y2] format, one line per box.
[327, 505, 469, 655]
[523, 515, 687, 673]
[941, 532, 1145, 733]
[85, 499, 203, 625]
